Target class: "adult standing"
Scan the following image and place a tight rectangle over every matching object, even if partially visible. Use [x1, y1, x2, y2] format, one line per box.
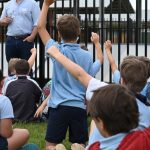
[0, 0, 40, 62]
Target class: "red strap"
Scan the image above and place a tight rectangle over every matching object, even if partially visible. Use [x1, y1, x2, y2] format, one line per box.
[88, 141, 100, 150]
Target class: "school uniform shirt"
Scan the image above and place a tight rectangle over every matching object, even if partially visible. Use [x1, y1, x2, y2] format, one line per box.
[4, 75, 41, 121]
[0, 95, 14, 119]
[92, 60, 101, 76]
[0, 0, 40, 36]
[45, 39, 93, 110]
[85, 77, 150, 149]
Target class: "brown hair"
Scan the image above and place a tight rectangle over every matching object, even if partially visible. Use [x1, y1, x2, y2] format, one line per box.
[15, 59, 29, 75]
[138, 56, 150, 78]
[57, 15, 80, 41]
[120, 57, 148, 93]
[89, 84, 139, 136]
[8, 58, 20, 74]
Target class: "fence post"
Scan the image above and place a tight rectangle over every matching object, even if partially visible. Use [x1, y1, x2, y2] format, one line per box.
[38, 0, 46, 87]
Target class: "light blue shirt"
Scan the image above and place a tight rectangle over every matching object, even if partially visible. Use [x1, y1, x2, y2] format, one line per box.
[0, 0, 40, 36]
[92, 60, 101, 76]
[113, 69, 150, 102]
[113, 69, 120, 84]
[45, 39, 93, 109]
[0, 95, 14, 119]
[86, 78, 150, 149]
[87, 98, 150, 148]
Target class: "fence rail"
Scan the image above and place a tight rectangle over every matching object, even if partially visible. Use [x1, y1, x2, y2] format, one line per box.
[0, 0, 150, 86]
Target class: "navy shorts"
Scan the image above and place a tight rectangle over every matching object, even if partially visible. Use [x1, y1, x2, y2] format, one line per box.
[45, 106, 88, 144]
[0, 136, 8, 150]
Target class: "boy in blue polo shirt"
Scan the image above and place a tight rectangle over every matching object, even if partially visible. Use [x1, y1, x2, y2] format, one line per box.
[38, 0, 94, 149]
[104, 40, 150, 104]
[46, 45, 150, 149]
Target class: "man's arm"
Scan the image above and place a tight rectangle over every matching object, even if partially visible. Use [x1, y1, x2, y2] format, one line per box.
[0, 5, 13, 27]
[91, 32, 103, 64]
[0, 16, 13, 27]
[38, 0, 55, 45]
[23, 27, 38, 42]
[105, 40, 117, 73]
[47, 46, 92, 88]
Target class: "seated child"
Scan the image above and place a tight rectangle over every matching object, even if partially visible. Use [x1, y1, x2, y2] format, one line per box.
[2, 48, 37, 93]
[0, 95, 29, 149]
[87, 84, 150, 150]
[3, 59, 42, 122]
[105, 41, 150, 104]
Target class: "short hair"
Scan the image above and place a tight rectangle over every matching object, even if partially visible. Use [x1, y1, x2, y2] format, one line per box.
[120, 57, 148, 93]
[8, 58, 20, 74]
[57, 15, 80, 41]
[89, 84, 139, 136]
[138, 56, 150, 79]
[15, 59, 29, 75]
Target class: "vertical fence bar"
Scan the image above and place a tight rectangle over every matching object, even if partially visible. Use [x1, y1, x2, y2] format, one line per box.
[100, 0, 104, 81]
[93, 0, 96, 62]
[0, 2, 4, 72]
[69, 0, 72, 14]
[84, 0, 88, 46]
[62, 0, 64, 15]
[73, 0, 79, 17]
[38, 0, 45, 87]
[145, 0, 147, 57]
[109, 0, 112, 82]
[118, 0, 121, 66]
[126, 0, 130, 55]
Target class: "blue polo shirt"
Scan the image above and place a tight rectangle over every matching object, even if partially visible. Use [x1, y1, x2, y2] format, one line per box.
[0, 95, 14, 119]
[86, 78, 150, 149]
[0, 0, 40, 36]
[45, 39, 93, 109]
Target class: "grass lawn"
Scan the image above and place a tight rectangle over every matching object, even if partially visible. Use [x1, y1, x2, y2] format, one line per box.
[14, 121, 83, 150]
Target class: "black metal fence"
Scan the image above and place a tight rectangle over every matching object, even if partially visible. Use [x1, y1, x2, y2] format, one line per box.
[0, 0, 150, 87]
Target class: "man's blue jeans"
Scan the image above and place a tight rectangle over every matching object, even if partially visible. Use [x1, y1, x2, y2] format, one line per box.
[5, 36, 34, 62]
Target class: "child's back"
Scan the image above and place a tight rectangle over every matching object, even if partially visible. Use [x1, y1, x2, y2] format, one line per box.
[46, 41, 93, 109]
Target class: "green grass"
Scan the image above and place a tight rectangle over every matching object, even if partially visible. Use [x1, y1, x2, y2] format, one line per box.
[14, 117, 91, 150]
[14, 122, 47, 150]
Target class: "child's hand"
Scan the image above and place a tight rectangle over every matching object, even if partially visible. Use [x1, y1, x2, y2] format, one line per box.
[30, 48, 37, 54]
[44, 0, 55, 6]
[91, 32, 100, 45]
[105, 40, 112, 51]
[34, 105, 45, 118]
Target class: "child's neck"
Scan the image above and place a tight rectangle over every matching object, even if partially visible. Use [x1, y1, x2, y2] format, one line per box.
[64, 40, 77, 43]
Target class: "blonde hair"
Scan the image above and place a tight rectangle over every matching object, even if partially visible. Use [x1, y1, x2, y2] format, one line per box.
[8, 58, 20, 74]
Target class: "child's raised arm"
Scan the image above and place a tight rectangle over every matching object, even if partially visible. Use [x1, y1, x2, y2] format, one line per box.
[105, 40, 117, 73]
[91, 32, 103, 64]
[47, 46, 92, 88]
[37, 0, 55, 45]
[27, 48, 37, 70]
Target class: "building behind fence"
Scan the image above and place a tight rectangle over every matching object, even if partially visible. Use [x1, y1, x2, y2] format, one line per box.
[0, 0, 150, 86]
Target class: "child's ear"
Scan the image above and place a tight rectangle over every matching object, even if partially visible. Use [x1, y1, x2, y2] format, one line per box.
[94, 117, 105, 131]
[120, 77, 125, 85]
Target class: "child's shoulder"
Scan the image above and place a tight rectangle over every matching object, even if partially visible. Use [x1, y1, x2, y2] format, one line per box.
[0, 95, 11, 108]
